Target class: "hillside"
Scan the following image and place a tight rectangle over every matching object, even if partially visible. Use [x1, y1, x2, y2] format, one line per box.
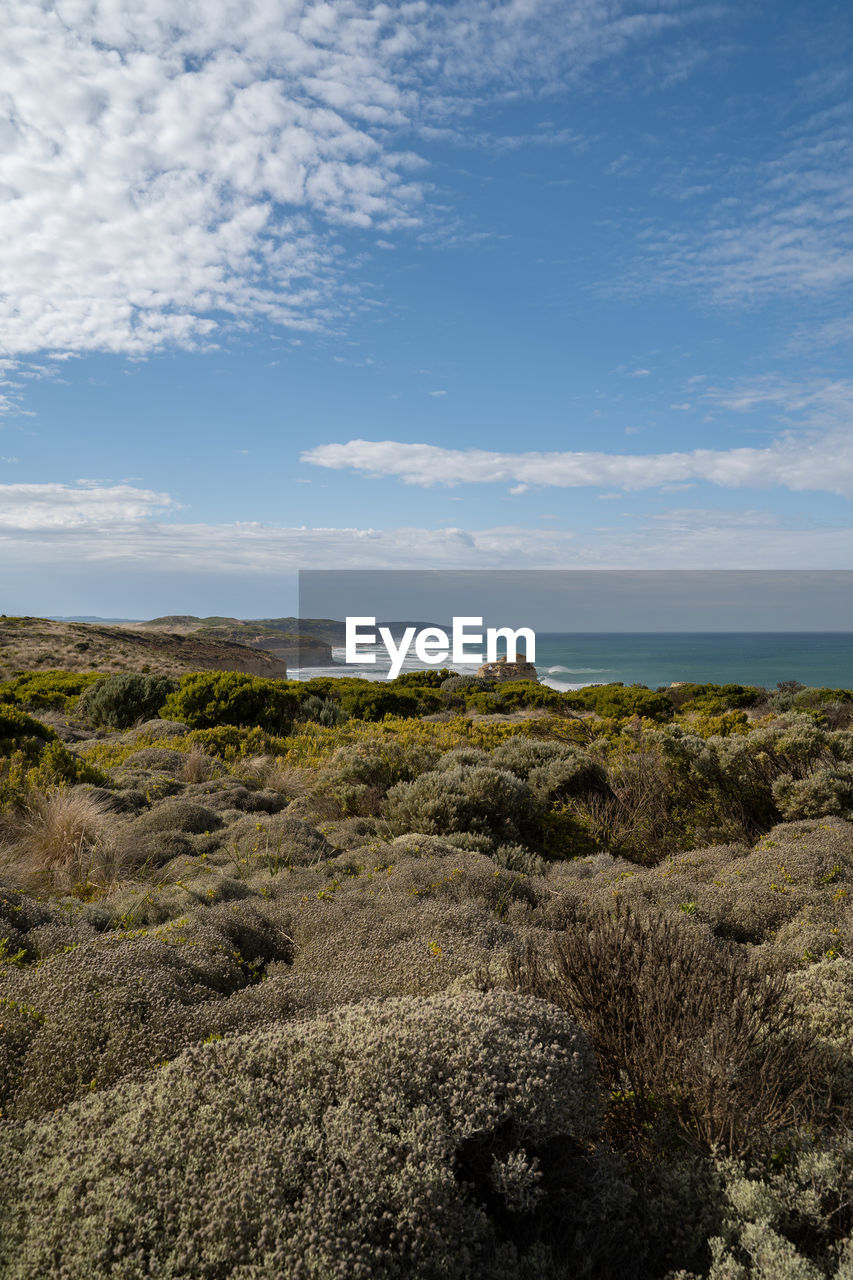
[0, 616, 291, 680]
[134, 616, 335, 664]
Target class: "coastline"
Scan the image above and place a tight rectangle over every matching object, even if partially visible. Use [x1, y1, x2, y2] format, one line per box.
[287, 631, 853, 691]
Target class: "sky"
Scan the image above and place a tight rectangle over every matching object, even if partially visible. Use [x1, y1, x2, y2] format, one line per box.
[300, 571, 853, 632]
[0, 0, 851, 617]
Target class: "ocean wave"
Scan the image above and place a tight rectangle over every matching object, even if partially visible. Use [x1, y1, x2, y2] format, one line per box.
[546, 666, 609, 675]
[541, 678, 592, 692]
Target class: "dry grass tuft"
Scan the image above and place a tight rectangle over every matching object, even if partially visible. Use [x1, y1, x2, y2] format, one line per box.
[0, 789, 127, 895]
[234, 754, 311, 796]
[179, 746, 217, 784]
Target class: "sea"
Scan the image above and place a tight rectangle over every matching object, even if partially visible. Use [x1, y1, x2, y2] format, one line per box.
[291, 632, 853, 691]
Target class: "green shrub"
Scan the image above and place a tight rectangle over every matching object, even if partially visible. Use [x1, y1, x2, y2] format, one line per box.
[21, 740, 107, 791]
[186, 724, 290, 760]
[0, 705, 55, 755]
[440, 674, 491, 707]
[394, 668, 454, 688]
[0, 990, 614, 1280]
[0, 710, 105, 807]
[160, 671, 298, 733]
[294, 677, 440, 720]
[0, 670, 103, 711]
[338, 682, 425, 721]
[567, 684, 674, 722]
[386, 764, 539, 844]
[78, 673, 178, 729]
[480, 681, 567, 713]
[298, 693, 348, 726]
[673, 684, 762, 715]
[773, 767, 853, 820]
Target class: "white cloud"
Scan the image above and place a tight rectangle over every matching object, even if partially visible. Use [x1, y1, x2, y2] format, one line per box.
[637, 103, 853, 303]
[2, 508, 852, 575]
[0, 483, 173, 529]
[703, 376, 853, 425]
[300, 427, 853, 497]
[0, 0, 705, 357]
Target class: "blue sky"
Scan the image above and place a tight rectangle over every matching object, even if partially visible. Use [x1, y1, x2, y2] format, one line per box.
[0, 0, 851, 616]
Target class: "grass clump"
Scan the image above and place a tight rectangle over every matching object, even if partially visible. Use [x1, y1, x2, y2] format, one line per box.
[0, 789, 125, 897]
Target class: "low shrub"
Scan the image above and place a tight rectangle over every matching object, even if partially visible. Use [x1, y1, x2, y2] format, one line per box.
[387, 764, 540, 845]
[122, 746, 189, 774]
[0, 990, 616, 1280]
[223, 813, 335, 867]
[507, 904, 829, 1156]
[132, 801, 223, 836]
[0, 670, 103, 712]
[0, 705, 55, 755]
[0, 900, 292, 1119]
[160, 672, 299, 734]
[78, 673, 178, 729]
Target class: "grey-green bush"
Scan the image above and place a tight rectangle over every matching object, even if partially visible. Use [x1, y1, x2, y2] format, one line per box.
[387, 764, 539, 844]
[0, 990, 618, 1280]
[773, 766, 853, 820]
[77, 673, 178, 730]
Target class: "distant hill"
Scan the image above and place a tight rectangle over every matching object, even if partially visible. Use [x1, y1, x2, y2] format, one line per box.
[48, 616, 143, 623]
[0, 614, 457, 679]
[0, 617, 292, 680]
[133, 616, 335, 664]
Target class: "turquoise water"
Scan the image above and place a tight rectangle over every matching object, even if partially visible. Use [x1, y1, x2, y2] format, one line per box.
[533, 633, 853, 691]
[295, 632, 853, 689]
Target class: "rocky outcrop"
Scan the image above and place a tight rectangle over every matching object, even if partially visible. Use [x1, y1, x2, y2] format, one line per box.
[476, 655, 539, 682]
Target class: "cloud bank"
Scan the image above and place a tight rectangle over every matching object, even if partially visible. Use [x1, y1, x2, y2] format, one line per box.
[0, 485, 850, 575]
[0, 483, 173, 529]
[301, 429, 853, 497]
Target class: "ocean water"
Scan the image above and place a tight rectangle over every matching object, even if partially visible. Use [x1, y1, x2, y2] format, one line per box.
[532, 633, 853, 691]
[292, 632, 853, 690]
